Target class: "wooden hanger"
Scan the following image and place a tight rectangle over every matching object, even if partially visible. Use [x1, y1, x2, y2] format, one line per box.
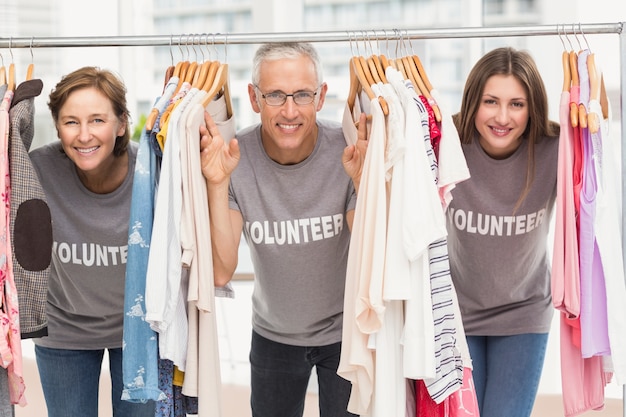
[184, 61, 198, 85]
[372, 55, 387, 83]
[561, 51, 571, 93]
[348, 57, 388, 116]
[6, 39, 15, 91]
[346, 57, 362, 112]
[171, 37, 191, 95]
[411, 54, 433, 91]
[145, 62, 185, 132]
[568, 50, 579, 128]
[178, 61, 191, 84]
[586, 53, 600, 134]
[7, 63, 15, 92]
[26, 63, 34, 81]
[358, 56, 376, 87]
[144, 64, 177, 132]
[145, 64, 177, 132]
[558, 26, 571, 94]
[367, 53, 388, 84]
[401, 56, 423, 95]
[577, 27, 592, 130]
[379, 54, 390, 73]
[25, 38, 35, 81]
[410, 54, 441, 122]
[0, 64, 5, 86]
[201, 62, 233, 118]
[192, 60, 212, 90]
[366, 56, 382, 84]
[163, 65, 174, 87]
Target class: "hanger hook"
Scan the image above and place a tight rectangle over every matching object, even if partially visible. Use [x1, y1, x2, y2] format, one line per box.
[169, 35, 174, 66]
[347, 32, 353, 56]
[224, 32, 228, 63]
[365, 30, 374, 56]
[370, 30, 378, 56]
[406, 29, 416, 56]
[194, 34, 202, 62]
[177, 34, 184, 61]
[359, 31, 365, 56]
[372, 30, 382, 55]
[186, 34, 193, 61]
[382, 29, 389, 57]
[358, 30, 365, 55]
[201, 33, 208, 61]
[572, 23, 582, 50]
[9, 37, 14, 63]
[191, 33, 198, 62]
[185, 34, 192, 60]
[198, 33, 206, 62]
[579, 23, 591, 52]
[211, 33, 219, 60]
[396, 29, 403, 56]
[404, 29, 412, 56]
[29, 37, 34, 63]
[557, 24, 567, 51]
[563, 25, 574, 50]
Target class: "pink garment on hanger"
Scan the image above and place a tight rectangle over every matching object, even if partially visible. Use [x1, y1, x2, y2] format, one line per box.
[551, 91, 580, 320]
[555, 63, 608, 417]
[0, 89, 26, 406]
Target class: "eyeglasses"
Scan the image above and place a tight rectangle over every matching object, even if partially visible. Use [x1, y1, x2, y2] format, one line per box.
[255, 85, 319, 106]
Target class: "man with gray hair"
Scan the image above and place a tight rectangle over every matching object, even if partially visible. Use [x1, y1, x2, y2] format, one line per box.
[200, 42, 366, 416]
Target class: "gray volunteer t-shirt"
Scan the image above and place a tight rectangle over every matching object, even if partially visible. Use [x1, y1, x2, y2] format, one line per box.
[447, 136, 558, 336]
[229, 119, 356, 347]
[30, 141, 136, 349]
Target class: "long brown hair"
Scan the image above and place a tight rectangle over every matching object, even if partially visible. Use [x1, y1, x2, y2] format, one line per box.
[452, 47, 559, 208]
[48, 66, 131, 157]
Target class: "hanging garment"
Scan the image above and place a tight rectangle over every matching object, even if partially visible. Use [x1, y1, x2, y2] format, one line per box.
[429, 88, 470, 209]
[122, 75, 179, 403]
[145, 87, 199, 368]
[122, 106, 170, 403]
[558, 49, 608, 417]
[155, 359, 198, 417]
[399, 78, 464, 403]
[177, 90, 234, 417]
[338, 93, 387, 416]
[447, 366, 480, 417]
[369, 82, 407, 417]
[551, 90, 580, 319]
[8, 78, 52, 339]
[141, 70, 235, 415]
[577, 50, 611, 359]
[588, 79, 626, 384]
[0, 87, 26, 406]
[385, 70, 438, 384]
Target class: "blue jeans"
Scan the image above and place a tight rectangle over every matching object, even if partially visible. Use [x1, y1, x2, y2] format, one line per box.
[35, 345, 155, 417]
[250, 330, 357, 417]
[467, 333, 549, 417]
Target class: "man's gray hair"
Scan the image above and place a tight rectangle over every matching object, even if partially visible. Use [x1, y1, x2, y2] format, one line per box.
[251, 42, 324, 87]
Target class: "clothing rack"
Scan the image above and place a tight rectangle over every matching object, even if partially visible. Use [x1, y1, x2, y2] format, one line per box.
[2, 22, 625, 416]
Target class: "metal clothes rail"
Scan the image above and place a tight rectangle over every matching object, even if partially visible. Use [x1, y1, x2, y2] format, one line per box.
[0, 22, 622, 47]
[1, 21, 626, 416]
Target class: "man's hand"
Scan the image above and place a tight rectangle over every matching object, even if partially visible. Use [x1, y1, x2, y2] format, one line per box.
[342, 112, 368, 194]
[200, 112, 240, 185]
